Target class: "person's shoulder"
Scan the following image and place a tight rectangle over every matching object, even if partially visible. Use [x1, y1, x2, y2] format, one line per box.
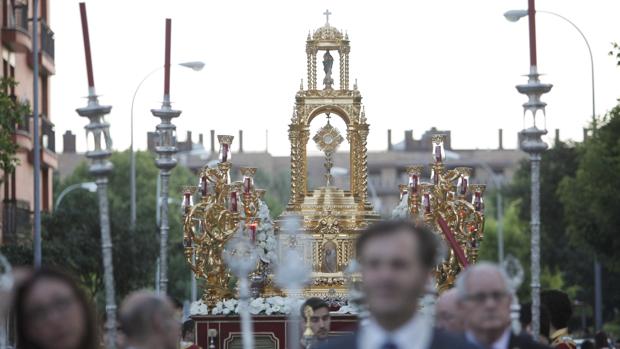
[315, 333, 358, 349]
[511, 332, 553, 349]
[430, 329, 478, 349]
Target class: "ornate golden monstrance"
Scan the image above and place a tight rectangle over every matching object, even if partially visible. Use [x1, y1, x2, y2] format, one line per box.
[275, 18, 381, 299]
[183, 14, 485, 304]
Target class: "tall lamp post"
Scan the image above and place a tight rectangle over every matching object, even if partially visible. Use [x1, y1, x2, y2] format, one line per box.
[505, 6, 603, 332]
[507, 0, 553, 340]
[77, 4, 117, 348]
[152, 19, 182, 295]
[130, 61, 204, 228]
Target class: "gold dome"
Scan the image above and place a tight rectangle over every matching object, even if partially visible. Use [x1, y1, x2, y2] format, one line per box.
[312, 24, 344, 41]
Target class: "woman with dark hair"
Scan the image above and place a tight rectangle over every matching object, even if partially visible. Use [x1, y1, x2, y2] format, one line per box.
[13, 268, 99, 349]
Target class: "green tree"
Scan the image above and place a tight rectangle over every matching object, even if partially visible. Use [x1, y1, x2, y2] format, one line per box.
[0, 77, 30, 182]
[254, 169, 290, 218]
[559, 106, 620, 271]
[1, 150, 196, 306]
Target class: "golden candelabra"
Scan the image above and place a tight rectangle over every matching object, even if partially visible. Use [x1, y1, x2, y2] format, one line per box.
[401, 134, 485, 291]
[182, 135, 264, 305]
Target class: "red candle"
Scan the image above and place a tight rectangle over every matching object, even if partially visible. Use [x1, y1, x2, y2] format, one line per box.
[78, 3, 95, 89]
[473, 192, 484, 212]
[220, 143, 229, 163]
[459, 177, 468, 195]
[409, 174, 418, 194]
[230, 191, 238, 212]
[164, 18, 171, 96]
[243, 177, 252, 194]
[182, 191, 192, 208]
[423, 193, 431, 214]
[434, 145, 442, 162]
[200, 175, 208, 196]
[249, 223, 257, 243]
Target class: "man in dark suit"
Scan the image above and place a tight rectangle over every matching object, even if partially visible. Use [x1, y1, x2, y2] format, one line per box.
[319, 219, 477, 349]
[456, 262, 551, 349]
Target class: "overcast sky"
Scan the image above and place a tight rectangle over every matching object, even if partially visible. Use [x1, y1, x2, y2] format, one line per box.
[51, 0, 620, 156]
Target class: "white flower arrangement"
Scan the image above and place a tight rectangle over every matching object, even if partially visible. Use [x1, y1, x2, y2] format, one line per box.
[190, 296, 359, 316]
[255, 201, 278, 264]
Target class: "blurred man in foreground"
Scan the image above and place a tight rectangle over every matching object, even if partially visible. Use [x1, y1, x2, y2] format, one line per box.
[458, 262, 550, 349]
[119, 291, 180, 349]
[320, 219, 477, 349]
[435, 288, 464, 334]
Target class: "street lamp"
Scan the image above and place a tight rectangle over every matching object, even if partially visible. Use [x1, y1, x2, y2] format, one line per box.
[152, 19, 182, 295]
[54, 182, 97, 210]
[506, 0, 553, 341]
[505, 6, 603, 332]
[130, 60, 204, 228]
[504, 9, 596, 130]
[77, 4, 117, 348]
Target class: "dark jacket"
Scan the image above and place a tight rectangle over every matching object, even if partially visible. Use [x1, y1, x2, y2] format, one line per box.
[317, 328, 479, 349]
[508, 332, 553, 349]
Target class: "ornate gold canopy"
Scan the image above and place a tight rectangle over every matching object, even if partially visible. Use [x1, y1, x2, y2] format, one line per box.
[276, 16, 380, 299]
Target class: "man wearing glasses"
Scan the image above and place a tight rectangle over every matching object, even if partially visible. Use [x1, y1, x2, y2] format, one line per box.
[457, 263, 550, 349]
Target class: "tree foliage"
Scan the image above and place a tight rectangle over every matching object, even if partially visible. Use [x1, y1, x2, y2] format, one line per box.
[1, 150, 196, 307]
[0, 77, 30, 182]
[559, 106, 620, 272]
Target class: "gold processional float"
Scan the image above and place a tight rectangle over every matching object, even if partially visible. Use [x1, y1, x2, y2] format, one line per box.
[182, 16, 485, 306]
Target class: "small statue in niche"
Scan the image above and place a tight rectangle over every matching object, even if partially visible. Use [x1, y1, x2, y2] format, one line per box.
[322, 50, 334, 90]
[322, 240, 338, 273]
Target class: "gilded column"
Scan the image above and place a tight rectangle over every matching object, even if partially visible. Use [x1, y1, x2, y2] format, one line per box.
[344, 53, 349, 90]
[339, 51, 345, 90]
[311, 53, 317, 90]
[358, 125, 369, 205]
[347, 126, 357, 197]
[307, 53, 313, 90]
[288, 126, 299, 206]
[300, 128, 311, 196]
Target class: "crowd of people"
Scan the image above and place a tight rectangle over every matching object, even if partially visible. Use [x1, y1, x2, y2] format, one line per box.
[1, 219, 616, 349]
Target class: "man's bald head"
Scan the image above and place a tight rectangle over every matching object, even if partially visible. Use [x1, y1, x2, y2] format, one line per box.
[119, 291, 179, 348]
[436, 288, 464, 333]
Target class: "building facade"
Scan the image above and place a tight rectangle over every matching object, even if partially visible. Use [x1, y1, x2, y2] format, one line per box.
[0, 0, 55, 244]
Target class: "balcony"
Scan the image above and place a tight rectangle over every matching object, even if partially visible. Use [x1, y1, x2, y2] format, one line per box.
[40, 20, 54, 59]
[41, 116, 55, 152]
[1, 3, 31, 53]
[1, 199, 31, 244]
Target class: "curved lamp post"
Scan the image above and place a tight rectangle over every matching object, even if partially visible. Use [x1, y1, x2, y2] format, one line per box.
[505, 8, 603, 332]
[129, 61, 204, 228]
[54, 182, 97, 210]
[505, 1, 553, 340]
[504, 9, 596, 130]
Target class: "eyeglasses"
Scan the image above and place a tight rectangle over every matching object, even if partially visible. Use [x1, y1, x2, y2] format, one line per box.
[26, 294, 77, 324]
[464, 291, 509, 304]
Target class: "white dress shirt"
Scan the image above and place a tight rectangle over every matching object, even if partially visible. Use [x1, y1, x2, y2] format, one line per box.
[465, 328, 512, 349]
[358, 312, 433, 349]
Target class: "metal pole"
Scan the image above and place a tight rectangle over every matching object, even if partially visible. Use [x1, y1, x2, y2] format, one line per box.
[594, 257, 602, 330]
[96, 176, 117, 349]
[530, 153, 542, 339]
[54, 183, 82, 210]
[497, 190, 504, 264]
[537, 11, 596, 131]
[76, 4, 116, 347]
[130, 67, 162, 229]
[159, 170, 170, 294]
[32, 0, 41, 268]
[191, 251, 197, 302]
